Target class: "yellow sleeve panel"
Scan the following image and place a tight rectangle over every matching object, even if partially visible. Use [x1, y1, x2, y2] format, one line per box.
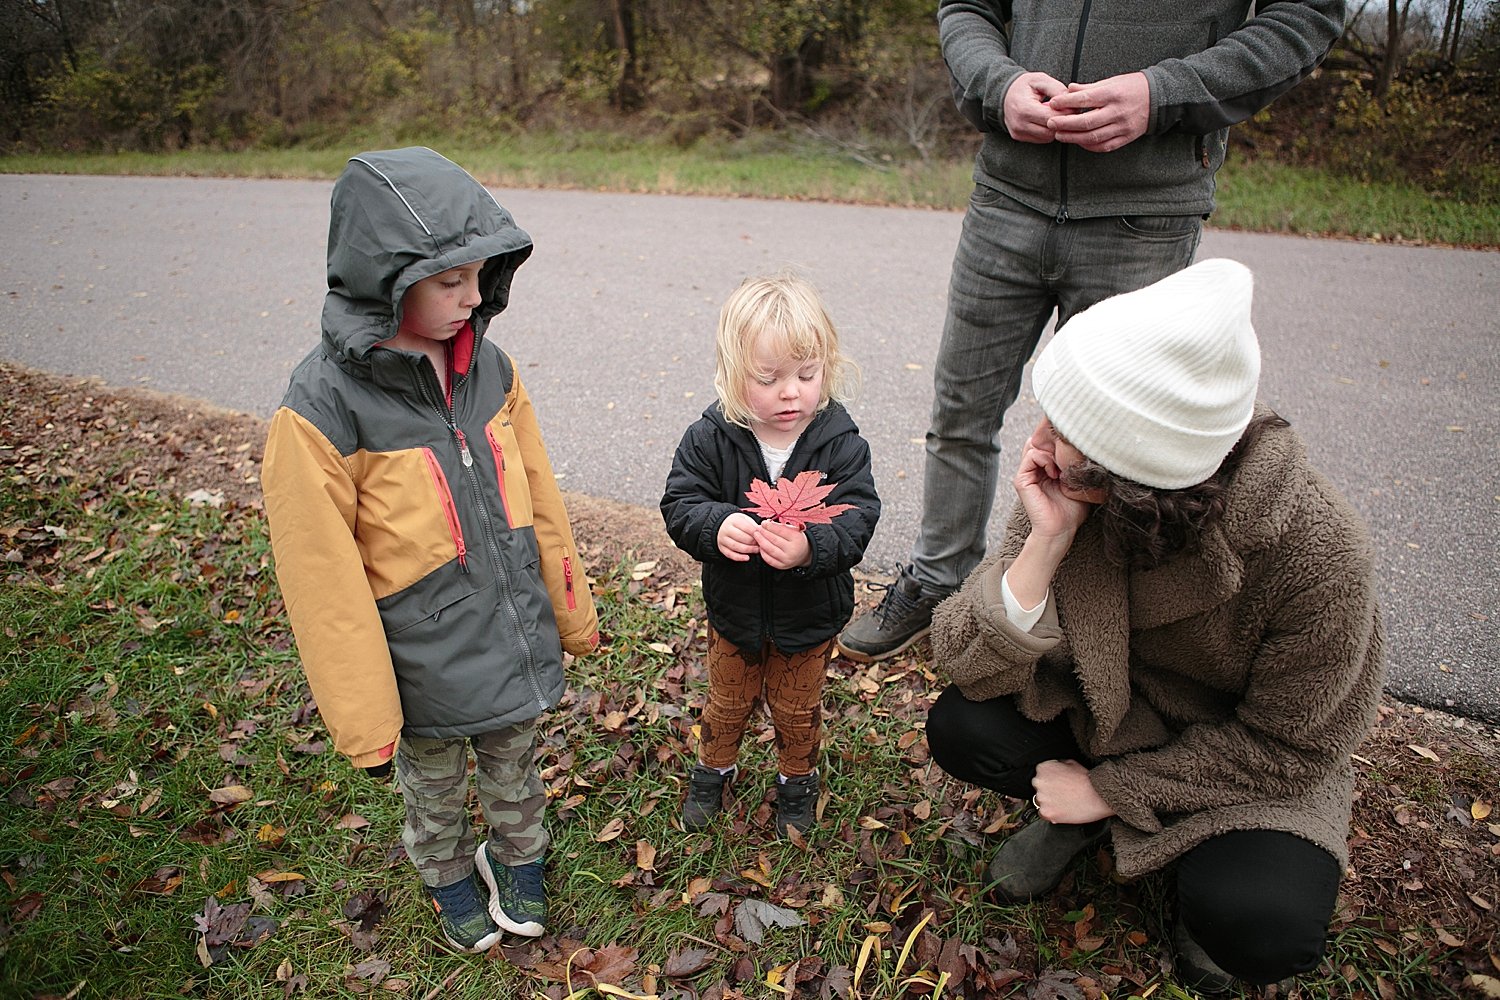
[263, 407, 404, 766]
[501, 364, 600, 655]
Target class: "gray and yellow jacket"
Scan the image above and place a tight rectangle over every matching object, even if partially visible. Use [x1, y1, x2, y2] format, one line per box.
[940, 0, 1345, 219]
[262, 148, 598, 768]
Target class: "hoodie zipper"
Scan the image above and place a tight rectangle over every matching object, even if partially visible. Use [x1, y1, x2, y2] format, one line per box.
[1057, 0, 1096, 225]
[413, 358, 548, 712]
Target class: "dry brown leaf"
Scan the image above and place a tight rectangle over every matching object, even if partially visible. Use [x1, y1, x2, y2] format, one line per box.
[595, 816, 625, 842]
[635, 839, 657, 871]
[208, 784, 252, 805]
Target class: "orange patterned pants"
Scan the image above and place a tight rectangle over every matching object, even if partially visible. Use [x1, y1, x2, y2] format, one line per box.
[697, 629, 833, 776]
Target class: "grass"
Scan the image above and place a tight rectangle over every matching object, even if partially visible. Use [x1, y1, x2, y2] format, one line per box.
[1, 364, 1495, 999]
[1, 129, 1495, 247]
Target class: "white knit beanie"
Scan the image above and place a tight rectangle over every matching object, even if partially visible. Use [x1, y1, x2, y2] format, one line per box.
[1031, 258, 1261, 490]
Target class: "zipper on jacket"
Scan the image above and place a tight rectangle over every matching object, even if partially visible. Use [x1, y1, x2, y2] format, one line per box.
[484, 425, 516, 528]
[415, 361, 548, 711]
[421, 448, 469, 572]
[563, 556, 577, 611]
[1056, 0, 1096, 225]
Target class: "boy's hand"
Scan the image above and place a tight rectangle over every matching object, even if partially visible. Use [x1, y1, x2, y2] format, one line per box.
[716, 512, 761, 562]
[363, 742, 396, 780]
[755, 519, 812, 571]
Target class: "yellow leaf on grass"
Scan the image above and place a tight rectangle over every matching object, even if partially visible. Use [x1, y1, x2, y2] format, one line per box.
[255, 870, 306, 883]
[208, 784, 253, 805]
[1464, 974, 1500, 998]
[858, 816, 888, 830]
[647, 642, 674, 655]
[257, 824, 287, 845]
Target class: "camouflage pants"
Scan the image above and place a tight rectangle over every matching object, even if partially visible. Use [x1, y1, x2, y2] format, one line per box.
[396, 719, 548, 888]
[697, 629, 833, 776]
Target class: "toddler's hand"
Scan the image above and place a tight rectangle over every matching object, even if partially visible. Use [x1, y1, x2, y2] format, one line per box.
[716, 512, 760, 562]
[755, 519, 812, 570]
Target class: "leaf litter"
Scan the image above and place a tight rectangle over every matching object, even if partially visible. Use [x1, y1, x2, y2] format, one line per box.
[2, 361, 1498, 998]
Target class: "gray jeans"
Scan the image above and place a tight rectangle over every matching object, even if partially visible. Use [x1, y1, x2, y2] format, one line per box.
[908, 186, 1203, 596]
[396, 720, 548, 887]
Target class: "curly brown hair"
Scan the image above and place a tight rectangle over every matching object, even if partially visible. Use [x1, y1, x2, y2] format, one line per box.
[1060, 411, 1290, 570]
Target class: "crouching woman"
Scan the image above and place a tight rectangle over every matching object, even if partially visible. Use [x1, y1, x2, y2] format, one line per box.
[925, 259, 1384, 993]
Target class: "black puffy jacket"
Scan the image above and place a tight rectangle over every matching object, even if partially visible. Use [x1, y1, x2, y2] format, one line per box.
[661, 402, 880, 653]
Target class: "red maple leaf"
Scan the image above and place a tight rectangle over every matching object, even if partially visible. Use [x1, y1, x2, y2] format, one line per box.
[742, 470, 855, 529]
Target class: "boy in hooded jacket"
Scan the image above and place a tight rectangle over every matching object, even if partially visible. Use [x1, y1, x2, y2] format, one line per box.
[262, 147, 598, 953]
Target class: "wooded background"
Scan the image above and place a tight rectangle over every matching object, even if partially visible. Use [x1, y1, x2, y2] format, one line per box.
[2, 0, 1496, 200]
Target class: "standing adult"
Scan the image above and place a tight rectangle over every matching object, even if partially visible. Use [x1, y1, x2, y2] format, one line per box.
[837, 0, 1348, 661]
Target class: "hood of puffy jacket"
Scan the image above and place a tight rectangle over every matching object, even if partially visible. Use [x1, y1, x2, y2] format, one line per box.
[321, 146, 533, 371]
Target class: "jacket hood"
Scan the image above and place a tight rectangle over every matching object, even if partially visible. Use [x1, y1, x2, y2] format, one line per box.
[702, 400, 857, 469]
[321, 147, 533, 365]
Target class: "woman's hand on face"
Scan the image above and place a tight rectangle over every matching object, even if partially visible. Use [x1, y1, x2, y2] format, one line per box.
[1015, 419, 1094, 540]
[1031, 759, 1115, 825]
[716, 512, 761, 562]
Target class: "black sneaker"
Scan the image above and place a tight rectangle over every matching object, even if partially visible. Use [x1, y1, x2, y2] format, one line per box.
[775, 772, 821, 838]
[1172, 919, 1239, 994]
[986, 816, 1108, 903]
[682, 764, 732, 830]
[837, 568, 943, 662]
[475, 843, 546, 938]
[426, 871, 502, 953]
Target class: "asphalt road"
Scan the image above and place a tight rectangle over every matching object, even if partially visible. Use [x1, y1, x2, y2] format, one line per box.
[3, 173, 1496, 721]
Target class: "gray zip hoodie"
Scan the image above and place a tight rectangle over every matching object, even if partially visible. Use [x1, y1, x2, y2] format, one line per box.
[940, 0, 1346, 219]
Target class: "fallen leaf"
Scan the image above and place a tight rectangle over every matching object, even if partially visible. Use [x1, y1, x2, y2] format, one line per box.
[596, 817, 625, 842]
[636, 839, 657, 871]
[734, 898, 804, 945]
[208, 784, 253, 805]
[663, 946, 713, 978]
[1475, 800, 1493, 821]
[1407, 744, 1440, 762]
[1465, 974, 1500, 998]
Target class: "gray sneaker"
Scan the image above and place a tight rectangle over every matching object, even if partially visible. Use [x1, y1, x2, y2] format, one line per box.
[475, 843, 546, 938]
[986, 816, 1108, 903]
[837, 568, 943, 662]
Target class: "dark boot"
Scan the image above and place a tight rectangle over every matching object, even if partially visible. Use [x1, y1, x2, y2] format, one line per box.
[1172, 919, 1239, 995]
[681, 764, 732, 830]
[837, 567, 944, 663]
[986, 816, 1108, 903]
[775, 772, 821, 838]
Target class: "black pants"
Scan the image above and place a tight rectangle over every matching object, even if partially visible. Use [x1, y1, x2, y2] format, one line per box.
[926, 686, 1341, 985]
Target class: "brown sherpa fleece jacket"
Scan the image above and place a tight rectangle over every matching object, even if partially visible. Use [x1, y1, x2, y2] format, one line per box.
[930, 416, 1385, 878]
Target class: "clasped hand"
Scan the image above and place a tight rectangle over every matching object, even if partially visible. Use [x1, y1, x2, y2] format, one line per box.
[717, 512, 811, 570]
[1004, 71, 1150, 153]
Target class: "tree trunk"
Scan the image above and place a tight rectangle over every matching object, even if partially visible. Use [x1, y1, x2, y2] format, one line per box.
[610, 0, 644, 112]
[1448, 0, 1467, 62]
[1374, 0, 1400, 99]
